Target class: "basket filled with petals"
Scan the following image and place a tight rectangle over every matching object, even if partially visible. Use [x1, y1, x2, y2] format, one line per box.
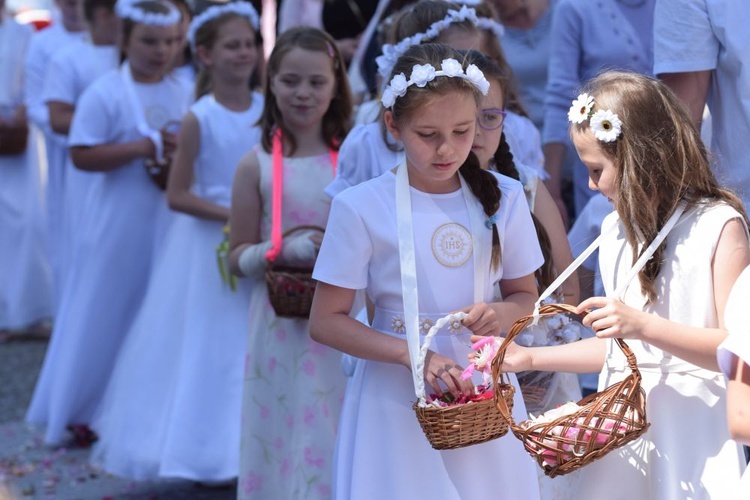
[412, 313, 515, 450]
[491, 303, 649, 477]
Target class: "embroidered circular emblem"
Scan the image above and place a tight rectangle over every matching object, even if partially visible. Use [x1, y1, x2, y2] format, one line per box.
[431, 223, 472, 267]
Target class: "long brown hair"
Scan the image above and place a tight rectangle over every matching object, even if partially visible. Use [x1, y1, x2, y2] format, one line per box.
[388, 43, 503, 270]
[257, 27, 352, 155]
[572, 71, 748, 302]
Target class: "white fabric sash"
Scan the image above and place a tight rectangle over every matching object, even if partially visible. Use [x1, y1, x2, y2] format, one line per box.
[395, 163, 486, 397]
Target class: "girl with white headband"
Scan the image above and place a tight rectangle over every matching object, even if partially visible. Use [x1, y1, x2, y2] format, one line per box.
[89, 1, 262, 482]
[310, 43, 543, 499]
[26, 0, 189, 447]
[328, 1, 544, 202]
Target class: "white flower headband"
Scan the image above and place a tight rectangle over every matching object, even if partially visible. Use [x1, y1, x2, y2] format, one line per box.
[376, 6, 504, 81]
[115, 0, 181, 26]
[380, 58, 490, 108]
[568, 92, 622, 143]
[187, 1, 260, 51]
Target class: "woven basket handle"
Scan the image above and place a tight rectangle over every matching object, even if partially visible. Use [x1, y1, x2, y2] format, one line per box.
[414, 312, 468, 404]
[281, 225, 326, 238]
[491, 304, 581, 425]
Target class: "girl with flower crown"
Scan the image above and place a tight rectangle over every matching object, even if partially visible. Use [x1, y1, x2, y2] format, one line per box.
[25, 0, 190, 446]
[89, 1, 263, 482]
[227, 26, 352, 499]
[327, 0, 544, 199]
[310, 43, 542, 499]
[493, 71, 750, 498]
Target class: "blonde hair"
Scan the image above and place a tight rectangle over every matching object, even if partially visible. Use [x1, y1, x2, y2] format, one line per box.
[572, 71, 748, 302]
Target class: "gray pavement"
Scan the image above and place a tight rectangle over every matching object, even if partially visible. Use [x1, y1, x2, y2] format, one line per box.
[0, 338, 236, 500]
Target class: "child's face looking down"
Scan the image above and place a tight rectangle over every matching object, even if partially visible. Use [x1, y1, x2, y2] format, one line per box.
[572, 128, 617, 203]
[270, 47, 337, 131]
[386, 90, 477, 194]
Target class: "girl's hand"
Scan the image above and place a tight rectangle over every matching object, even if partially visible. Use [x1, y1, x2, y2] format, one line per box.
[161, 129, 178, 160]
[577, 296, 648, 340]
[422, 350, 474, 397]
[470, 335, 532, 373]
[459, 302, 500, 337]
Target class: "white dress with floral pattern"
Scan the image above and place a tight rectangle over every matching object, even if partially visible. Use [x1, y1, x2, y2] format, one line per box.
[237, 149, 347, 499]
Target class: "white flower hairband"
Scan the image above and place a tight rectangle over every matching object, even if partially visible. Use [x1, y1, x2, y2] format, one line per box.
[380, 58, 490, 108]
[568, 92, 622, 143]
[115, 0, 182, 26]
[375, 6, 503, 81]
[187, 1, 260, 51]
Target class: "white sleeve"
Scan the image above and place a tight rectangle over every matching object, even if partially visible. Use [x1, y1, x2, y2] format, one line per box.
[43, 50, 76, 105]
[504, 113, 546, 178]
[654, 0, 718, 74]
[68, 83, 113, 147]
[497, 179, 544, 280]
[313, 194, 372, 290]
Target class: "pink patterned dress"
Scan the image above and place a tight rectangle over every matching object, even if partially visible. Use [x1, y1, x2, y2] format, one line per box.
[237, 148, 347, 499]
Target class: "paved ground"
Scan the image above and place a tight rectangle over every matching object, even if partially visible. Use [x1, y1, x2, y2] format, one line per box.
[0, 337, 236, 500]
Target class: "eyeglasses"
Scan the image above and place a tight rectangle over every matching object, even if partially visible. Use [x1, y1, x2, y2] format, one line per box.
[477, 109, 507, 131]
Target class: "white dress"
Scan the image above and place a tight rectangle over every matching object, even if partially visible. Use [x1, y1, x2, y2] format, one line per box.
[90, 93, 263, 481]
[313, 171, 544, 500]
[42, 40, 119, 276]
[23, 24, 87, 303]
[237, 149, 348, 500]
[25, 67, 189, 445]
[326, 114, 546, 198]
[0, 17, 53, 330]
[572, 202, 747, 499]
[718, 265, 750, 497]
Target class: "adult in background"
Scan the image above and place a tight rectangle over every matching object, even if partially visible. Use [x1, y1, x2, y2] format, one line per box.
[654, 0, 750, 209]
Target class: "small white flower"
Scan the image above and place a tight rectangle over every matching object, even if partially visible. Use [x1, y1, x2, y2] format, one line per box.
[419, 318, 434, 334]
[465, 64, 490, 95]
[590, 109, 622, 142]
[441, 58, 463, 77]
[391, 316, 405, 334]
[380, 87, 396, 108]
[568, 93, 595, 124]
[389, 73, 409, 96]
[448, 318, 463, 333]
[425, 26, 440, 39]
[410, 64, 436, 87]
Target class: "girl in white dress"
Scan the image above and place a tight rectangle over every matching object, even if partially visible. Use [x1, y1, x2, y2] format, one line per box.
[327, 1, 544, 198]
[496, 71, 750, 499]
[310, 43, 543, 500]
[719, 265, 750, 496]
[0, 4, 53, 335]
[89, 1, 263, 481]
[25, 0, 189, 446]
[228, 27, 352, 499]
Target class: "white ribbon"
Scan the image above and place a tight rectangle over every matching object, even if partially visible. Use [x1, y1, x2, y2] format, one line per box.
[532, 202, 687, 324]
[120, 62, 163, 163]
[395, 163, 486, 399]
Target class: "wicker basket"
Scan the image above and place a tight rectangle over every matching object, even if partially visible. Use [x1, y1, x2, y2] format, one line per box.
[0, 124, 28, 156]
[491, 303, 649, 477]
[265, 225, 324, 319]
[411, 313, 516, 450]
[414, 384, 515, 450]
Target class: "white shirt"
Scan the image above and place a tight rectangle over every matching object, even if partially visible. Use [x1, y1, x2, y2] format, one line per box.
[654, 0, 750, 206]
[0, 16, 32, 110]
[42, 39, 119, 106]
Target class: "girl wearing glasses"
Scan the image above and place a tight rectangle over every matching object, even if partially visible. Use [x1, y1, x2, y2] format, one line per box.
[468, 47, 580, 500]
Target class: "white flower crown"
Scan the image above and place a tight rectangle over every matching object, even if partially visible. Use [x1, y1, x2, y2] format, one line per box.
[380, 58, 490, 108]
[115, 0, 182, 26]
[568, 93, 622, 143]
[187, 1, 260, 51]
[375, 6, 504, 81]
